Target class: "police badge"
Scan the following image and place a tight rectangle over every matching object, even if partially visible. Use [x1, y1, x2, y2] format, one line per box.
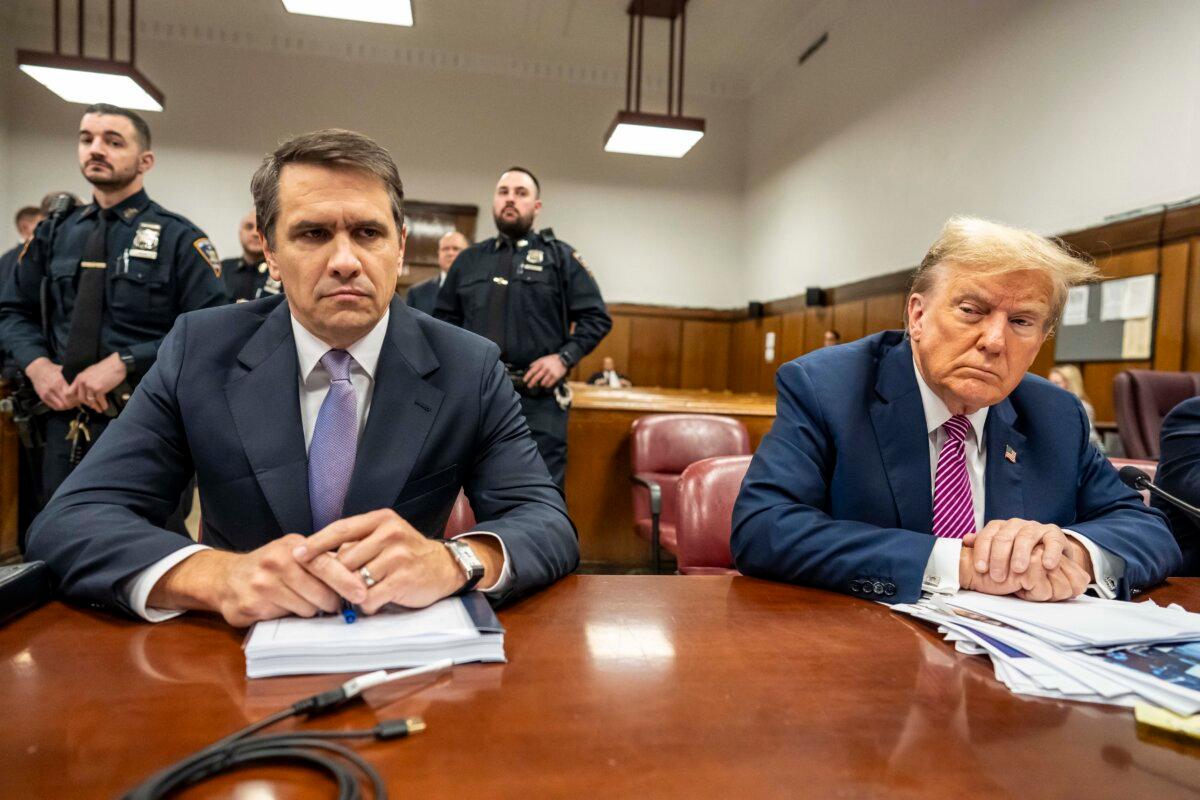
[525, 249, 544, 264]
[128, 222, 161, 259]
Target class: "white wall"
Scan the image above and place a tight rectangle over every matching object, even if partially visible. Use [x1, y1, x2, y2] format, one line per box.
[744, 0, 1200, 302]
[3, 32, 748, 307]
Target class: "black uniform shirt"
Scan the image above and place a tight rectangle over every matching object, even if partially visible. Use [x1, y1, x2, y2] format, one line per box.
[433, 230, 611, 368]
[0, 189, 228, 382]
[220, 256, 270, 302]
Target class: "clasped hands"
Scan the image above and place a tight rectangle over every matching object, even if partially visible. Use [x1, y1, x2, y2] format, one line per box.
[25, 354, 126, 413]
[150, 509, 500, 628]
[958, 518, 1094, 602]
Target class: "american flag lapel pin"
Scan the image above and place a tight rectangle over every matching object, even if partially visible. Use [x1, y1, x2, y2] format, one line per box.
[1005, 445, 1017, 464]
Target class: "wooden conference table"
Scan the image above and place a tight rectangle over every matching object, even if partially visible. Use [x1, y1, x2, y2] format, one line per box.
[3, 576, 1199, 799]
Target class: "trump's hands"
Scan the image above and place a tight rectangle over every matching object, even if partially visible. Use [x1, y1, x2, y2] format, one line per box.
[293, 509, 504, 614]
[148, 535, 369, 628]
[959, 543, 1091, 602]
[965, 519, 1092, 584]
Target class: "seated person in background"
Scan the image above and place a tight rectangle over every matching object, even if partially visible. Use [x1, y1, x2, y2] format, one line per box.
[406, 230, 468, 315]
[1048, 363, 1103, 451]
[732, 216, 1180, 604]
[26, 128, 578, 627]
[587, 356, 632, 388]
[1157, 396, 1200, 575]
[823, 329, 841, 347]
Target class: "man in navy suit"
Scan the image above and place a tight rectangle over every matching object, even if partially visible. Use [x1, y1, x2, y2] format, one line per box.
[406, 230, 468, 315]
[732, 217, 1181, 604]
[26, 129, 578, 626]
[1157, 396, 1200, 575]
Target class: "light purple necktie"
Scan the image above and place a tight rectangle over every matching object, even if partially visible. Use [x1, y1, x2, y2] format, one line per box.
[308, 349, 358, 532]
[932, 414, 976, 539]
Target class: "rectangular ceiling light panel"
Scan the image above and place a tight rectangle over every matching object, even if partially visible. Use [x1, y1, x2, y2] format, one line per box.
[604, 113, 705, 158]
[282, 0, 414, 26]
[19, 65, 163, 111]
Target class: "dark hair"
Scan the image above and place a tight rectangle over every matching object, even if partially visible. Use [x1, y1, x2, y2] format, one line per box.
[826, 329, 841, 340]
[83, 103, 151, 149]
[250, 129, 405, 247]
[39, 191, 81, 215]
[501, 166, 540, 197]
[14, 206, 40, 226]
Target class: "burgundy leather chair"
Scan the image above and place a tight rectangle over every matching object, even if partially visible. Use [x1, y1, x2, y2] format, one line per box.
[631, 414, 751, 572]
[1107, 457, 1158, 507]
[1113, 370, 1200, 460]
[443, 490, 477, 538]
[675, 455, 752, 575]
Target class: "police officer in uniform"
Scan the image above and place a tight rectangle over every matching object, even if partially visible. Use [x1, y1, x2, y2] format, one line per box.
[220, 210, 280, 302]
[435, 167, 611, 489]
[0, 103, 227, 504]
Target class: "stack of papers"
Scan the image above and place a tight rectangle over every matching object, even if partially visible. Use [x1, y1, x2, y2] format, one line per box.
[244, 593, 505, 678]
[893, 591, 1200, 715]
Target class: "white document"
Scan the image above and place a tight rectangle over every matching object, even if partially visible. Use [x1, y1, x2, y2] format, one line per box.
[1119, 274, 1155, 319]
[1062, 286, 1089, 326]
[1100, 280, 1125, 321]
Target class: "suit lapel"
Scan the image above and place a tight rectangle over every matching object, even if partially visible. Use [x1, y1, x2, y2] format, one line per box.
[983, 396, 1026, 523]
[868, 338, 935, 533]
[224, 300, 314, 534]
[342, 299, 445, 517]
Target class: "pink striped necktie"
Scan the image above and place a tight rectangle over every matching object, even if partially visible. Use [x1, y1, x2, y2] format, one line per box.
[932, 414, 976, 539]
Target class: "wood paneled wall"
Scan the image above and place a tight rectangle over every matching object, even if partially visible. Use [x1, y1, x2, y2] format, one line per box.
[572, 206, 1200, 416]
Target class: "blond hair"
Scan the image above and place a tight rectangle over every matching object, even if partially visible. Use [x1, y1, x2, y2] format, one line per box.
[1049, 363, 1090, 403]
[908, 216, 1098, 332]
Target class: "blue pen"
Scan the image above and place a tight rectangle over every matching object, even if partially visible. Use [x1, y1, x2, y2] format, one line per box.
[341, 598, 358, 624]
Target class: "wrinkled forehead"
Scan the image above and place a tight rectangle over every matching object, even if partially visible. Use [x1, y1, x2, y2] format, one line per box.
[932, 262, 1055, 310]
[277, 163, 393, 219]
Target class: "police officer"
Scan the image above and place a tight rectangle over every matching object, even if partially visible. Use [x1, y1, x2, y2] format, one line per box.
[435, 166, 611, 489]
[220, 210, 280, 302]
[0, 103, 227, 503]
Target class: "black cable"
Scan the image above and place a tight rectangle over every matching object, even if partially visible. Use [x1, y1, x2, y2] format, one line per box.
[120, 681, 425, 800]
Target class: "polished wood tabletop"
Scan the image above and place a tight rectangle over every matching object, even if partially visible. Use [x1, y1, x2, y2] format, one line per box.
[3, 576, 1200, 799]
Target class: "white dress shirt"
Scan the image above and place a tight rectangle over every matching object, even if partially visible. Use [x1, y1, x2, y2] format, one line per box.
[124, 308, 511, 622]
[913, 360, 1122, 598]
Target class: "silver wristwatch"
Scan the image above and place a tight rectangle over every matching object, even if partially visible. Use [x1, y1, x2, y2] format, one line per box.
[444, 540, 485, 594]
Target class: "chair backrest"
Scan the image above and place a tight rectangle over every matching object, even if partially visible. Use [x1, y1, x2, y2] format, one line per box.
[1106, 457, 1158, 507]
[1113, 370, 1200, 460]
[443, 490, 477, 538]
[630, 414, 752, 528]
[675, 455, 752, 575]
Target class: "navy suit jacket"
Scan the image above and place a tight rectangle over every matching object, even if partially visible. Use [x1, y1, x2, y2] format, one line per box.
[406, 277, 440, 316]
[731, 331, 1181, 604]
[27, 295, 579, 616]
[1157, 396, 1200, 575]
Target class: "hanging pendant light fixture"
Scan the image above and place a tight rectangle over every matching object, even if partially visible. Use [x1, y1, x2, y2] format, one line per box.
[604, 0, 705, 158]
[281, 0, 414, 27]
[17, 0, 163, 111]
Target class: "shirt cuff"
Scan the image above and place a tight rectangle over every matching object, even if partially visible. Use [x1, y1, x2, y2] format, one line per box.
[123, 544, 211, 622]
[1062, 529, 1124, 599]
[922, 537, 962, 594]
[452, 532, 512, 596]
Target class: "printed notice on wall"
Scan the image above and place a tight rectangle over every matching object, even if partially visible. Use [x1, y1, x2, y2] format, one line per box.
[1120, 274, 1155, 320]
[1121, 317, 1152, 360]
[1062, 286, 1089, 326]
[1101, 280, 1125, 321]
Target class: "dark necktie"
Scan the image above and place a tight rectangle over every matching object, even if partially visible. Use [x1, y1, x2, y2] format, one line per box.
[484, 240, 517, 361]
[62, 210, 113, 382]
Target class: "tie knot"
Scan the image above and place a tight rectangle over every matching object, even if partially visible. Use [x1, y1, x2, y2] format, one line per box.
[99, 208, 117, 222]
[320, 349, 354, 382]
[943, 414, 971, 443]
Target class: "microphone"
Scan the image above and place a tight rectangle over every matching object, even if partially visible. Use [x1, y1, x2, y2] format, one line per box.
[1117, 466, 1200, 523]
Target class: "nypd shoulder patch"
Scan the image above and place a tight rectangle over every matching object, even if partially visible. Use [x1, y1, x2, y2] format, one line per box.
[193, 237, 221, 276]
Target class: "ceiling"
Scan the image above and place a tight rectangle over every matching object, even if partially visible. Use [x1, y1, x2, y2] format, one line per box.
[6, 0, 830, 97]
